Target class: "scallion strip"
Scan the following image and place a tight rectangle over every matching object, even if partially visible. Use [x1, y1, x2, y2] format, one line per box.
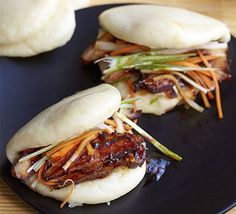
[19, 143, 59, 163]
[121, 97, 140, 104]
[115, 112, 182, 161]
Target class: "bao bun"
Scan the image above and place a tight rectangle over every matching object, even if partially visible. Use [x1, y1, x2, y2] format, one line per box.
[0, 0, 59, 45]
[6, 84, 146, 205]
[6, 84, 121, 163]
[33, 162, 146, 206]
[0, 0, 76, 57]
[99, 5, 230, 49]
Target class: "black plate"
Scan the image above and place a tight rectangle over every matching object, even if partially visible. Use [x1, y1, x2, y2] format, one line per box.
[0, 4, 236, 214]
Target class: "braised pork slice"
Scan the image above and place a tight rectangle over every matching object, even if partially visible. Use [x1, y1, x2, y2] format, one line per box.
[12, 132, 146, 189]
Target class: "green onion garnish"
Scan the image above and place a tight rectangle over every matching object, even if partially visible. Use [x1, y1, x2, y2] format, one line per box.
[115, 112, 182, 161]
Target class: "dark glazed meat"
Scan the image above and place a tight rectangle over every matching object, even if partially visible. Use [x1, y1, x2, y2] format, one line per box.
[12, 132, 146, 189]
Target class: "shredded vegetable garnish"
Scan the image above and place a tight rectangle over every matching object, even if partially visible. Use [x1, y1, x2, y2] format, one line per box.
[31, 178, 39, 189]
[18, 143, 59, 163]
[119, 103, 134, 109]
[105, 119, 132, 131]
[46, 130, 100, 157]
[115, 112, 182, 161]
[62, 134, 98, 171]
[96, 52, 196, 74]
[121, 97, 140, 104]
[153, 75, 204, 112]
[27, 156, 48, 173]
[171, 71, 209, 94]
[60, 179, 75, 208]
[113, 114, 125, 133]
[37, 164, 57, 186]
[149, 97, 159, 105]
[86, 143, 95, 156]
[197, 50, 223, 119]
[97, 123, 114, 133]
[110, 45, 142, 56]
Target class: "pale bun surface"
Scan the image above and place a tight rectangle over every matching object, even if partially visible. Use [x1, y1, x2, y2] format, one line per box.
[0, 0, 75, 57]
[32, 162, 146, 205]
[6, 84, 121, 163]
[70, 0, 90, 10]
[114, 81, 181, 116]
[0, 0, 59, 45]
[99, 5, 230, 49]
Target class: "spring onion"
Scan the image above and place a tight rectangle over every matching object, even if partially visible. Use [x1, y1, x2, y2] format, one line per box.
[119, 104, 134, 109]
[96, 52, 196, 75]
[115, 112, 182, 161]
[18, 143, 60, 163]
[149, 97, 159, 105]
[121, 97, 140, 104]
[26, 156, 47, 173]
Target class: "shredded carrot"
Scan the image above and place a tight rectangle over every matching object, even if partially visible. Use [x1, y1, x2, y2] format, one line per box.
[110, 45, 141, 56]
[62, 134, 98, 171]
[46, 130, 100, 157]
[60, 179, 75, 208]
[170, 59, 216, 100]
[50, 143, 77, 162]
[197, 50, 223, 119]
[196, 72, 214, 99]
[105, 119, 116, 127]
[186, 55, 222, 64]
[200, 91, 211, 108]
[37, 164, 56, 186]
[170, 61, 200, 68]
[153, 74, 204, 112]
[192, 71, 214, 101]
[170, 61, 218, 78]
[86, 143, 95, 156]
[128, 79, 137, 112]
[195, 70, 213, 78]
[105, 119, 132, 130]
[186, 71, 210, 108]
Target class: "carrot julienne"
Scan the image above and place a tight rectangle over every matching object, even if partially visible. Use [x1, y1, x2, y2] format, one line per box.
[196, 72, 215, 99]
[186, 55, 222, 64]
[37, 164, 57, 186]
[62, 134, 98, 171]
[60, 179, 75, 208]
[86, 143, 95, 156]
[187, 71, 211, 108]
[50, 143, 77, 162]
[110, 45, 142, 56]
[46, 130, 100, 157]
[105, 119, 132, 130]
[153, 74, 204, 112]
[197, 50, 223, 119]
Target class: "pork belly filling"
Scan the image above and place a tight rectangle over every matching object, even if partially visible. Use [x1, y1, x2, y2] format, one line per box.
[82, 31, 231, 118]
[12, 132, 146, 190]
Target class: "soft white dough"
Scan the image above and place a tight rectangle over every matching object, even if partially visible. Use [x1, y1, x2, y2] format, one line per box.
[70, 0, 90, 10]
[33, 162, 146, 205]
[6, 84, 121, 163]
[0, 0, 59, 45]
[99, 5, 230, 49]
[0, 0, 76, 57]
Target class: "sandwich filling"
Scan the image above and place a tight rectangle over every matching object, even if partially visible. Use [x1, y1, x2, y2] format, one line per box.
[82, 31, 231, 118]
[11, 112, 182, 207]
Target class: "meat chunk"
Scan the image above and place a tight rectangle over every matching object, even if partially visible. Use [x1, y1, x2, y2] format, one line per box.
[12, 132, 146, 190]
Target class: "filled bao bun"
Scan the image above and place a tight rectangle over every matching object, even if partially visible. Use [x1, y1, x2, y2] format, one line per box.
[0, 0, 76, 57]
[6, 84, 146, 206]
[82, 5, 231, 117]
[99, 5, 230, 49]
